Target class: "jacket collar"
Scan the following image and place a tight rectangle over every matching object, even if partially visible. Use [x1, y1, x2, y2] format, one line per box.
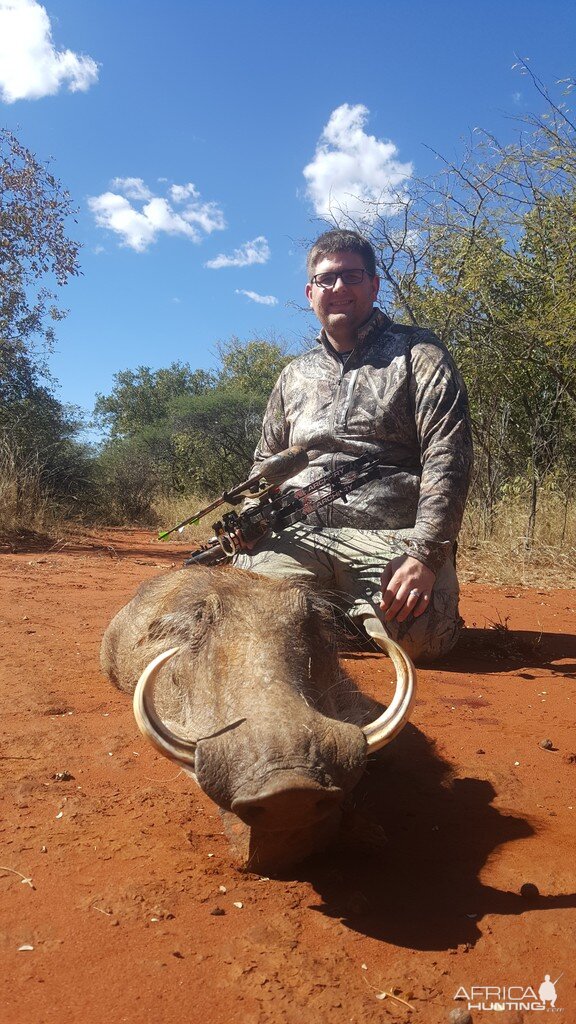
[318, 307, 392, 361]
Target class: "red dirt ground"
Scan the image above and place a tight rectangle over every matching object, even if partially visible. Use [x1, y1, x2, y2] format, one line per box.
[1, 528, 575, 1024]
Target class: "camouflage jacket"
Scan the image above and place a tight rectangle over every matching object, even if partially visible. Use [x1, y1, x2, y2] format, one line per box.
[251, 308, 473, 575]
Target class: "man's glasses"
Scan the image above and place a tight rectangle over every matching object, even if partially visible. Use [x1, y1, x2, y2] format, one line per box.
[310, 269, 371, 289]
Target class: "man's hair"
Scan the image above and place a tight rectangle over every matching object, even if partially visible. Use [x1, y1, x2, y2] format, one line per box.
[306, 229, 377, 279]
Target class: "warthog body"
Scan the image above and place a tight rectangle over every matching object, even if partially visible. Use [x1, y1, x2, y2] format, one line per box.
[101, 564, 414, 870]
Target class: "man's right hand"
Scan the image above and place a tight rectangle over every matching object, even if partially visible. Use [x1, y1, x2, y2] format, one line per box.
[232, 522, 270, 553]
[380, 554, 436, 623]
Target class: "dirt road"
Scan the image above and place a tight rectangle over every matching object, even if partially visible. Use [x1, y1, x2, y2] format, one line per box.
[1, 530, 575, 1023]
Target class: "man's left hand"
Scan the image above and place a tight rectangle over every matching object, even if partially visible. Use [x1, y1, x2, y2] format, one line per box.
[380, 555, 436, 623]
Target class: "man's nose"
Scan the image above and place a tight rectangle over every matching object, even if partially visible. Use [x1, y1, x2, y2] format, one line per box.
[332, 274, 348, 291]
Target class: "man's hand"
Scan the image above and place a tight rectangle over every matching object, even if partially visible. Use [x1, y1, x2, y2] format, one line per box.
[232, 522, 270, 553]
[380, 555, 436, 623]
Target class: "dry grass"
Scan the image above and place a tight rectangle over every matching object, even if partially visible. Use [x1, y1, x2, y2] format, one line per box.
[152, 492, 233, 547]
[0, 437, 55, 539]
[459, 491, 576, 588]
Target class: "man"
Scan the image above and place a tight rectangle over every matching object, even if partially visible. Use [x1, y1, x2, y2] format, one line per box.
[235, 229, 473, 662]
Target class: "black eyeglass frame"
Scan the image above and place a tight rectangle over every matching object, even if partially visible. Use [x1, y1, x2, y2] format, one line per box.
[310, 269, 373, 289]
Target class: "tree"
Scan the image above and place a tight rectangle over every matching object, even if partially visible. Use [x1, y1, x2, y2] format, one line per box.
[0, 130, 87, 534]
[93, 362, 215, 438]
[168, 387, 267, 493]
[0, 128, 80, 363]
[91, 436, 164, 524]
[215, 333, 292, 398]
[92, 336, 294, 516]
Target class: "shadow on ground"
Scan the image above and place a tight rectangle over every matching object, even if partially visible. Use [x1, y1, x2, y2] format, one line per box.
[444, 627, 576, 676]
[289, 723, 576, 951]
[341, 624, 576, 676]
[0, 527, 187, 564]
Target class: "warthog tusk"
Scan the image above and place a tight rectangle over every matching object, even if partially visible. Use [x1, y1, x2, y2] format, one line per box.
[133, 649, 247, 769]
[359, 618, 417, 751]
[133, 648, 198, 767]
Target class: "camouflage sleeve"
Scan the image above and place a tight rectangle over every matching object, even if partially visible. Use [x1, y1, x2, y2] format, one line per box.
[405, 334, 473, 575]
[250, 371, 290, 472]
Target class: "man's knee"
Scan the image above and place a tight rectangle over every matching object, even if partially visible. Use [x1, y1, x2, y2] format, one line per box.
[377, 587, 462, 664]
[233, 547, 302, 580]
[393, 613, 462, 663]
[233, 532, 318, 583]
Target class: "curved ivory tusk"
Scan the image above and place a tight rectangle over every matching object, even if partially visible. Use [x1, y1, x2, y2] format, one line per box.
[133, 647, 198, 768]
[360, 618, 417, 751]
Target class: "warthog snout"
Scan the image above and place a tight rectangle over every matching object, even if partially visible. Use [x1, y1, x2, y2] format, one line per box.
[231, 773, 343, 831]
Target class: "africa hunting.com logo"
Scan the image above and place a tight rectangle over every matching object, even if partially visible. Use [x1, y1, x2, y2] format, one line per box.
[454, 973, 564, 1012]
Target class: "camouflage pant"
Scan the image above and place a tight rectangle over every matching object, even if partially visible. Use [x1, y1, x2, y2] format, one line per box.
[234, 524, 461, 663]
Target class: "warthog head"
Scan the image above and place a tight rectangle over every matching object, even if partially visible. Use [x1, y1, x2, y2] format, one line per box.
[101, 565, 415, 870]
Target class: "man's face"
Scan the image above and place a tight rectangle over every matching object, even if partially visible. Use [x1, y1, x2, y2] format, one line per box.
[305, 251, 379, 346]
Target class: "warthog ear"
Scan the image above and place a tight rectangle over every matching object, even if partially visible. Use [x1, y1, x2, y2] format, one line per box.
[285, 587, 312, 617]
[285, 587, 337, 633]
[289, 587, 341, 657]
[300, 588, 339, 630]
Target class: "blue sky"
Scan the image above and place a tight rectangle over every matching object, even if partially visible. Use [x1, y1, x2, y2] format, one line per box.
[1, 0, 575, 427]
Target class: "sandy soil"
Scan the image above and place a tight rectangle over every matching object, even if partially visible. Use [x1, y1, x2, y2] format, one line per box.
[1, 528, 575, 1024]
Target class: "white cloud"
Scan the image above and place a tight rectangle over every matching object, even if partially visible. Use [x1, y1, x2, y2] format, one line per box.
[235, 289, 278, 306]
[0, 0, 99, 103]
[111, 177, 153, 202]
[206, 236, 270, 269]
[303, 103, 412, 223]
[169, 182, 199, 203]
[88, 178, 226, 252]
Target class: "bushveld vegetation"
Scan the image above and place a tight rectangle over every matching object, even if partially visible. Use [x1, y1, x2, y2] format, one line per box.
[1, 71, 575, 584]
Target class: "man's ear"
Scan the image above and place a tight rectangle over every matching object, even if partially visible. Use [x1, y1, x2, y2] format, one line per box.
[305, 282, 313, 304]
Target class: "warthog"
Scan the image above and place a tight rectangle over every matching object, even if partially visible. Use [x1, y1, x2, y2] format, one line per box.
[101, 564, 415, 871]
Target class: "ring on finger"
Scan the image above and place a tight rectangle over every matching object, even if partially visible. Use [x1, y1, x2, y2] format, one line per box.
[409, 588, 420, 598]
